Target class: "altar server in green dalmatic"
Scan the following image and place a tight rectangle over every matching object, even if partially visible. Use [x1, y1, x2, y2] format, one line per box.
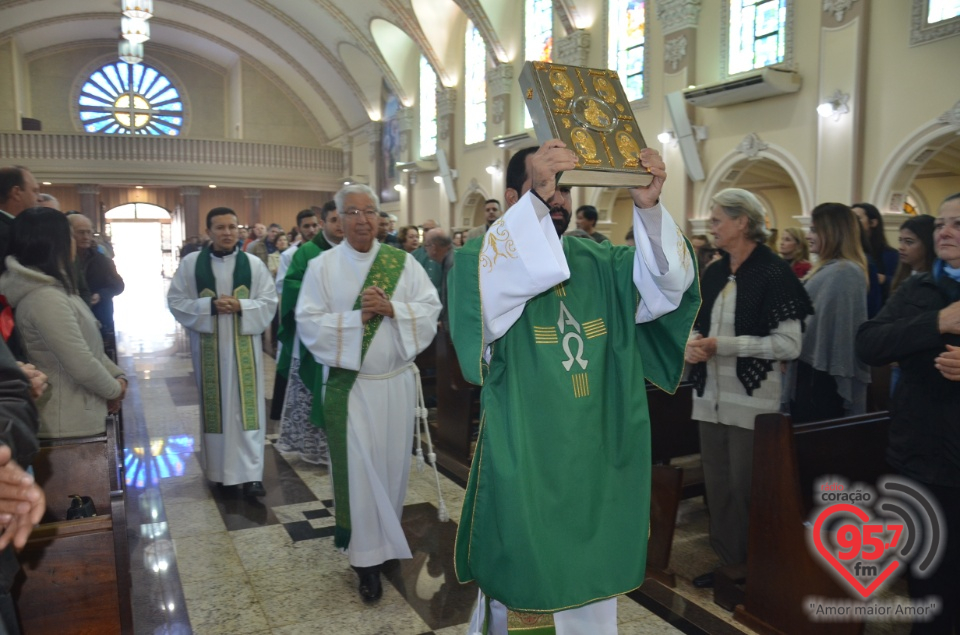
[451, 142, 700, 634]
[168, 207, 278, 498]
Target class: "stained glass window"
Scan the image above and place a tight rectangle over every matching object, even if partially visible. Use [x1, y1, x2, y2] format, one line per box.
[728, 0, 787, 76]
[420, 55, 438, 158]
[927, 0, 960, 22]
[524, 0, 553, 128]
[608, 0, 645, 101]
[464, 21, 487, 146]
[78, 62, 183, 135]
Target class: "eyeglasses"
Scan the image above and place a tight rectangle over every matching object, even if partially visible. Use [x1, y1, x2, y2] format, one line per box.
[342, 207, 380, 219]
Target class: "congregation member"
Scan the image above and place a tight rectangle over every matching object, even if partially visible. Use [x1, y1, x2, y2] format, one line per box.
[276, 209, 321, 300]
[376, 211, 391, 245]
[690, 233, 718, 273]
[449, 141, 699, 632]
[423, 228, 454, 327]
[36, 193, 60, 211]
[788, 203, 871, 422]
[267, 233, 288, 278]
[856, 193, 960, 635]
[167, 207, 277, 497]
[296, 184, 441, 601]
[574, 204, 610, 244]
[778, 226, 812, 278]
[243, 222, 265, 251]
[452, 230, 465, 248]
[0, 166, 42, 273]
[891, 214, 936, 293]
[464, 199, 502, 241]
[685, 188, 811, 588]
[68, 214, 125, 339]
[250, 223, 284, 266]
[275, 200, 340, 464]
[1, 208, 127, 439]
[398, 225, 419, 253]
[853, 202, 899, 302]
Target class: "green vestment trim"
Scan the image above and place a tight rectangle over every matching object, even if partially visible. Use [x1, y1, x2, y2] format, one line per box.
[277, 232, 334, 379]
[194, 246, 258, 433]
[323, 244, 407, 549]
[450, 236, 700, 612]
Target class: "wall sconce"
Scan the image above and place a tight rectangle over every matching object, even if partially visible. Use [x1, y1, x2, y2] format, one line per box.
[817, 90, 850, 121]
[393, 183, 405, 192]
[433, 175, 444, 184]
[485, 160, 502, 176]
[657, 126, 707, 145]
[657, 131, 676, 144]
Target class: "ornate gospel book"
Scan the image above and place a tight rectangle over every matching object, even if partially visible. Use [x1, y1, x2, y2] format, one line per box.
[519, 61, 653, 188]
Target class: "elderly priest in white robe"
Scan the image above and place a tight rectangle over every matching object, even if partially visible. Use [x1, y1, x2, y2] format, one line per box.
[296, 184, 441, 602]
[168, 207, 278, 498]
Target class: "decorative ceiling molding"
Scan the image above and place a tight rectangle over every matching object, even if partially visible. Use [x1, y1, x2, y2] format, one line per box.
[823, 0, 858, 23]
[453, 0, 508, 64]
[656, 0, 702, 36]
[381, 0, 450, 86]
[162, 0, 350, 133]
[737, 133, 769, 159]
[25, 39, 226, 76]
[246, 0, 372, 112]
[309, 0, 408, 103]
[937, 99, 960, 128]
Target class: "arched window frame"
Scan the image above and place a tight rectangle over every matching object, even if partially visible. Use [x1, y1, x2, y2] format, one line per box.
[524, 0, 553, 129]
[464, 20, 488, 146]
[606, 0, 649, 109]
[911, 0, 960, 45]
[419, 55, 438, 158]
[721, 0, 795, 78]
[74, 60, 185, 136]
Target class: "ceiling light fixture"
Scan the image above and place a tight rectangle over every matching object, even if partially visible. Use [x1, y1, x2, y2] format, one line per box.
[122, 16, 150, 44]
[817, 90, 850, 121]
[122, 0, 154, 20]
[118, 38, 143, 64]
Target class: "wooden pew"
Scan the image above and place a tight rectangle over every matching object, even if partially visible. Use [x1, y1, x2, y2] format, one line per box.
[646, 382, 702, 587]
[432, 324, 480, 481]
[15, 416, 133, 634]
[733, 411, 891, 635]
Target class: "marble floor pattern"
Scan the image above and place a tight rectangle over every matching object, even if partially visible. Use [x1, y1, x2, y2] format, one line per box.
[116, 277, 713, 635]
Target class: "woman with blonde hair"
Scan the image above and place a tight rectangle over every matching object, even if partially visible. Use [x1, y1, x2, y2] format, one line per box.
[788, 203, 871, 422]
[686, 187, 812, 587]
[778, 226, 811, 278]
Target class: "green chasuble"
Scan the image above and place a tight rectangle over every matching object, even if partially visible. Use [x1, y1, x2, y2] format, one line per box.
[450, 236, 700, 613]
[276, 232, 334, 380]
[194, 246, 258, 433]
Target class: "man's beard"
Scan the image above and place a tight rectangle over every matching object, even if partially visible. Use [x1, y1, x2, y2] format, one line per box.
[550, 206, 571, 237]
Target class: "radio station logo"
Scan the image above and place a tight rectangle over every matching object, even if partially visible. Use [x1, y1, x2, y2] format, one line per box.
[805, 476, 945, 622]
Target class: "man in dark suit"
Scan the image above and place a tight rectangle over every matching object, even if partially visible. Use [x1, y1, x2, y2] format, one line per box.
[0, 166, 42, 271]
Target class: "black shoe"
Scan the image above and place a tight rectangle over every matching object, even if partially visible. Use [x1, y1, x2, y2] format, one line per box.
[354, 566, 383, 602]
[242, 481, 266, 497]
[693, 571, 715, 588]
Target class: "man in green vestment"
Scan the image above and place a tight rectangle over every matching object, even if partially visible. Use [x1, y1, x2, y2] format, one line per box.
[275, 200, 341, 463]
[450, 141, 700, 634]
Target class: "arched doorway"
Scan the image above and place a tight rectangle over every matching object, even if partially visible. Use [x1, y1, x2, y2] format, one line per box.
[105, 202, 178, 354]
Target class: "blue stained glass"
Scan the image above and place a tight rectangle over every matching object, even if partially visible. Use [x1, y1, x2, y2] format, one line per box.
[151, 88, 179, 104]
[102, 65, 125, 94]
[78, 62, 183, 136]
[144, 77, 170, 100]
[608, 0, 645, 101]
[756, 1, 779, 34]
[729, 0, 786, 74]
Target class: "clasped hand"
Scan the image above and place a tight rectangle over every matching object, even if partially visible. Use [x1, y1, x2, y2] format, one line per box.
[684, 333, 718, 364]
[214, 294, 241, 315]
[361, 286, 394, 324]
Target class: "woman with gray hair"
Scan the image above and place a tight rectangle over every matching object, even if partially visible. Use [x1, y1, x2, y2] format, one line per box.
[686, 188, 813, 587]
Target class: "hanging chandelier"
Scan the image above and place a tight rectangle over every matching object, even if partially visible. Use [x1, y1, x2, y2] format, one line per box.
[118, 39, 144, 64]
[121, 16, 150, 44]
[121, 0, 154, 19]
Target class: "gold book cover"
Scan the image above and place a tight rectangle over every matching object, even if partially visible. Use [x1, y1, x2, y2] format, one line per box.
[519, 61, 653, 188]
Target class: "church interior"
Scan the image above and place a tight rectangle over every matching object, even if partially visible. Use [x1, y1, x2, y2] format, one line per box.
[1, 0, 959, 633]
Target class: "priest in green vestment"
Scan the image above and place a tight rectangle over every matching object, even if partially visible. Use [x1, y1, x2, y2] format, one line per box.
[168, 207, 278, 498]
[450, 141, 700, 634]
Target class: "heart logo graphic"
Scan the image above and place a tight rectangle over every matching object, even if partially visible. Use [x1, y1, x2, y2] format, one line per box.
[812, 503, 902, 599]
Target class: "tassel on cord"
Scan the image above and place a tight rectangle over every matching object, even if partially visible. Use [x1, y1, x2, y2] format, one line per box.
[412, 365, 449, 522]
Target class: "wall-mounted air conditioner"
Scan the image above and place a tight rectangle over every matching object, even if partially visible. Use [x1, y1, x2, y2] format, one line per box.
[683, 68, 801, 108]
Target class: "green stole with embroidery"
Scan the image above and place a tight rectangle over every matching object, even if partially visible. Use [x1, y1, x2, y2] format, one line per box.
[194, 246, 258, 433]
[276, 232, 334, 379]
[325, 244, 406, 549]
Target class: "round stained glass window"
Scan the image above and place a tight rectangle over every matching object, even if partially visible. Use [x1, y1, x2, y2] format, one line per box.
[78, 61, 183, 135]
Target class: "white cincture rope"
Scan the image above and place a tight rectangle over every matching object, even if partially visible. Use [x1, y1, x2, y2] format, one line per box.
[358, 364, 449, 523]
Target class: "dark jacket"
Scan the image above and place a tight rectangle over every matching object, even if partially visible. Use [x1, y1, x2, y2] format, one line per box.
[78, 248, 125, 330]
[855, 270, 960, 487]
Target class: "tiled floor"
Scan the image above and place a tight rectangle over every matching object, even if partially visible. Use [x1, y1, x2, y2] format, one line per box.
[115, 273, 709, 634]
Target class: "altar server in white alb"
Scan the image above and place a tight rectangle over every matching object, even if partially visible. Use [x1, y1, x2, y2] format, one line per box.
[168, 207, 278, 498]
[296, 184, 441, 602]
